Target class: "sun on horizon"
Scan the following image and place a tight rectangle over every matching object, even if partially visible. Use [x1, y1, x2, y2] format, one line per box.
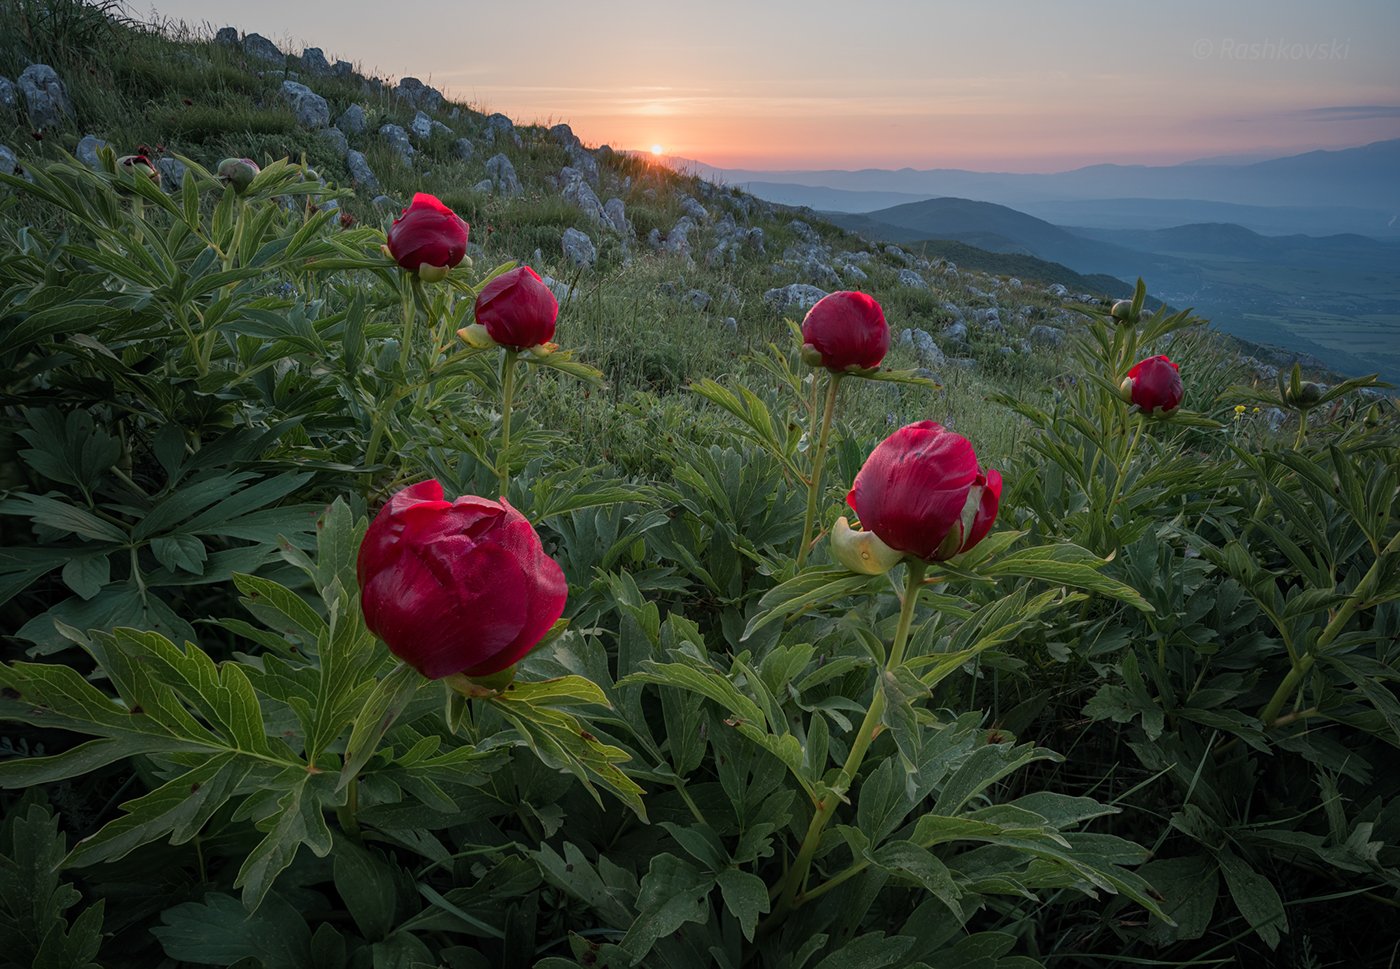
[650, 144, 664, 157]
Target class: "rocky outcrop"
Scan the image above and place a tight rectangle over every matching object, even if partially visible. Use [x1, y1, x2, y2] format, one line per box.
[17, 64, 71, 128]
[379, 124, 415, 165]
[484, 153, 522, 197]
[280, 81, 329, 128]
[561, 227, 597, 267]
[764, 284, 827, 313]
[242, 33, 284, 64]
[337, 104, 366, 135]
[345, 150, 380, 191]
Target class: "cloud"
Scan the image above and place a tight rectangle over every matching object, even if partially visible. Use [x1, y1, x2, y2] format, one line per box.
[1296, 105, 1400, 121]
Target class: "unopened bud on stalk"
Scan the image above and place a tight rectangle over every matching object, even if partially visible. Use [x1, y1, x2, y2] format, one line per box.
[216, 157, 260, 193]
[116, 154, 160, 186]
[457, 322, 498, 349]
[1110, 299, 1138, 324]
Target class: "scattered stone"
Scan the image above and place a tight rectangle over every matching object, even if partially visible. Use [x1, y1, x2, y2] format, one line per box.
[484, 113, 521, 147]
[763, 283, 828, 313]
[788, 219, 819, 243]
[684, 289, 712, 311]
[345, 149, 380, 191]
[721, 316, 738, 334]
[17, 64, 71, 128]
[473, 178, 494, 194]
[1008, 277, 1022, 288]
[662, 217, 697, 260]
[156, 157, 186, 191]
[897, 268, 928, 289]
[409, 111, 435, 141]
[1047, 283, 1070, 298]
[485, 153, 522, 197]
[1264, 407, 1288, 431]
[242, 33, 284, 64]
[904, 329, 946, 367]
[320, 126, 348, 156]
[332, 60, 356, 78]
[680, 195, 710, 223]
[214, 26, 239, 46]
[941, 321, 969, 344]
[561, 167, 607, 227]
[379, 124, 415, 164]
[452, 138, 474, 162]
[603, 197, 633, 237]
[0, 144, 19, 177]
[549, 123, 581, 150]
[300, 47, 330, 75]
[0, 76, 16, 114]
[1029, 324, 1064, 347]
[337, 104, 366, 135]
[371, 194, 397, 209]
[561, 227, 597, 268]
[396, 77, 444, 113]
[884, 244, 912, 265]
[840, 263, 868, 282]
[75, 134, 109, 169]
[280, 80, 329, 128]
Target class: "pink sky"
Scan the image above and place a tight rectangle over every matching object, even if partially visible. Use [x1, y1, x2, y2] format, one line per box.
[154, 0, 1400, 171]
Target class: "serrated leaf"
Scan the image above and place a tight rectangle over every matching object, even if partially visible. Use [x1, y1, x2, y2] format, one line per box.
[715, 867, 769, 941]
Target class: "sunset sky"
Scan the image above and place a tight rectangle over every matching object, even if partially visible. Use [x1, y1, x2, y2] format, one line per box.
[151, 0, 1399, 171]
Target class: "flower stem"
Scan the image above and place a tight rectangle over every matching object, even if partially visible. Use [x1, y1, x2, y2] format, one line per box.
[1257, 528, 1399, 726]
[498, 349, 520, 498]
[1293, 410, 1309, 449]
[770, 559, 925, 920]
[797, 372, 843, 567]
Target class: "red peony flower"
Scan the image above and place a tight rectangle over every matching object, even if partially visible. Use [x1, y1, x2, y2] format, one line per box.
[357, 480, 567, 679]
[1122, 355, 1183, 414]
[847, 420, 1002, 562]
[386, 193, 469, 281]
[799, 291, 889, 372]
[474, 266, 560, 350]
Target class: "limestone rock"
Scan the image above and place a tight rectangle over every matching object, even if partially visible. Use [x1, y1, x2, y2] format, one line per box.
[320, 126, 348, 156]
[300, 48, 330, 75]
[242, 33, 284, 64]
[17, 64, 71, 128]
[0, 77, 16, 114]
[1029, 325, 1064, 347]
[345, 149, 380, 191]
[76, 134, 109, 169]
[156, 157, 186, 191]
[897, 268, 927, 289]
[452, 138, 474, 162]
[214, 27, 239, 46]
[337, 104, 366, 135]
[561, 227, 597, 268]
[280, 80, 329, 128]
[396, 77, 444, 114]
[483, 113, 521, 148]
[379, 124, 415, 164]
[485, 153, 522, 197]
[603, 197, 633, 238]
[763, 283, 827, 313]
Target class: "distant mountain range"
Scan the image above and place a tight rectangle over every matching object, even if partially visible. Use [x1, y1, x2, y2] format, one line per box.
[681, 140, 1400, 238]
[821, 196, 1400, 382]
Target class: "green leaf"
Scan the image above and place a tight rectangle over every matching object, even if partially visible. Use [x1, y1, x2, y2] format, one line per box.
[339, 662, 425, 790]
[1217, 850, 1286, 948]
[153, 892, 312, 969]
[497, 675, 612, 709]
[234, 770, 338, 911]
[333, 838, 398, 942]
[60, 555, 109, 600]
[620, 854, 713, 962]
[810, 932, 915, 969]
[980, 543, 1152, 612]
[742, 568, 876, 640]
[715, 867, 769, 941]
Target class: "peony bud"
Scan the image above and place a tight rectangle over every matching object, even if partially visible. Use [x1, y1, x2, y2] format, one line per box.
[216, 157, 260, 193]
[799, 291, 889, 372]
[357, 480, 568, 679]
[831, 516, 904, 575]
[1110, 299, 1138, 324]
[386, 193, 469, 279]
[116, 154, 160, 187]
[847, 421, 1002, 563]
[474, 266, 559, 350]
[1120, 355, 1183, 414]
